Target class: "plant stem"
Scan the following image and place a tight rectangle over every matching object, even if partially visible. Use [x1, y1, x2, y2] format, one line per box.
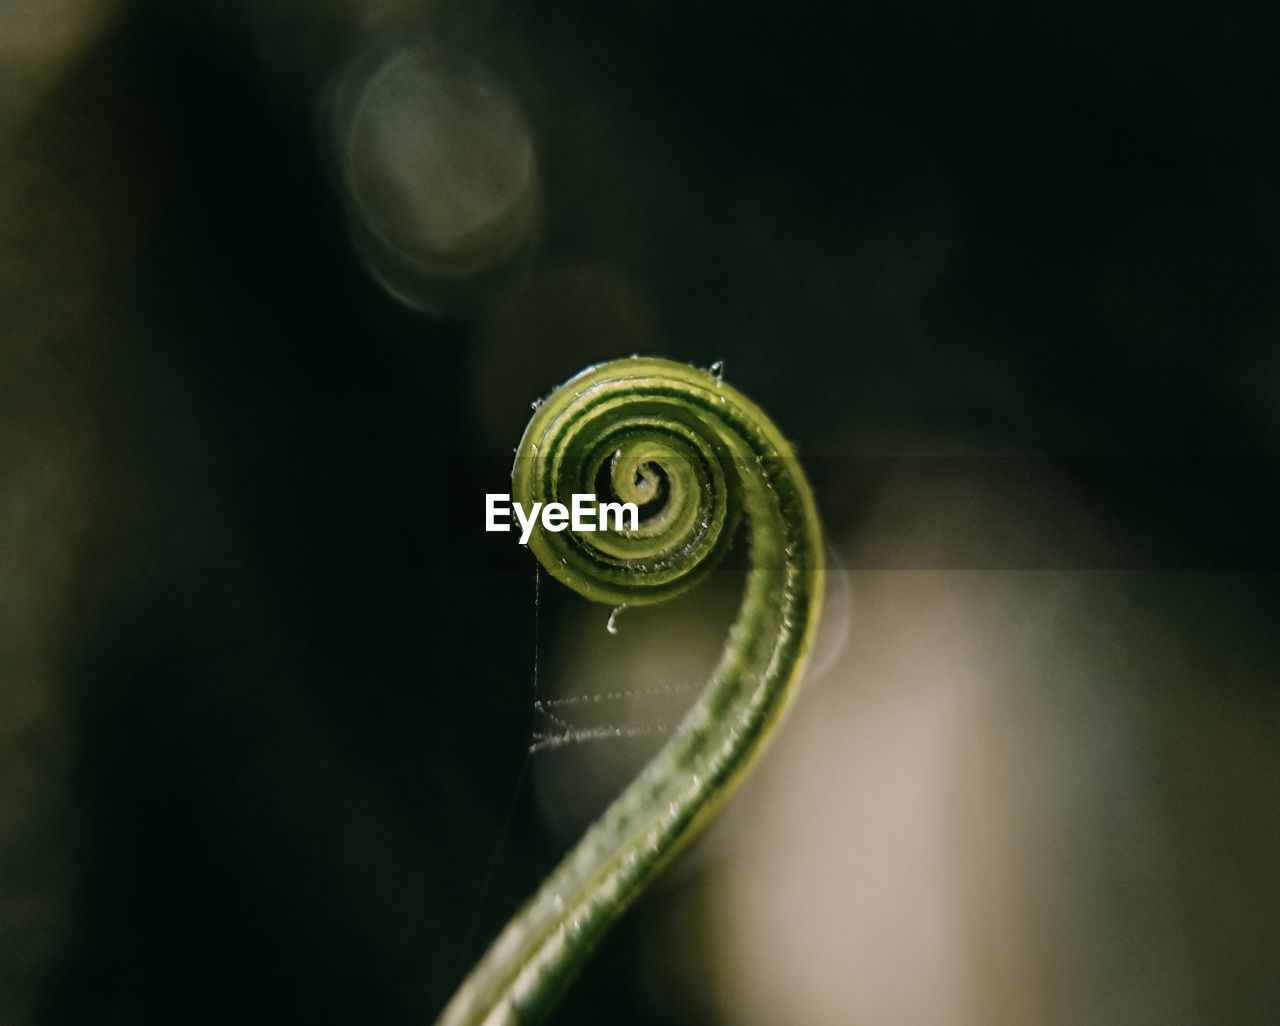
[436, 357, 823, 1026]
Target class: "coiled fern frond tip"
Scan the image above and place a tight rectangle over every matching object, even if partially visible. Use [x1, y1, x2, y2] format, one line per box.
[438, 356, 822, 1026]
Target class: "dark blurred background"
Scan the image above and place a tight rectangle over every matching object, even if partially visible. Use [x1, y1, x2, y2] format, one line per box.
[2, 1, 1278, 1024]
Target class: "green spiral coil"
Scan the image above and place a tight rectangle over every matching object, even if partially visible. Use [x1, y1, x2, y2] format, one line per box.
[437, 356, 823, 1026]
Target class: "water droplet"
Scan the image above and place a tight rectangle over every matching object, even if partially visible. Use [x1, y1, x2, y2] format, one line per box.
[708, 359, 725, 383]
[606, 604, 626, 635]
[530, 442, 538, 454]
[530, 397, 544, 410]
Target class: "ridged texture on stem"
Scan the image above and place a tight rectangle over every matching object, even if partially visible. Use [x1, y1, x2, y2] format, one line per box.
[437, 357, 823, 1026]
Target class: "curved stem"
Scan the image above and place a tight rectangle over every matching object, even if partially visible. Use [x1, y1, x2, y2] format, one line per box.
[437, 357, 823, 1026]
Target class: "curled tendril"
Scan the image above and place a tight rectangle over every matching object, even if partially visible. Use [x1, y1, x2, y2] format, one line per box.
[437, 356, 823, 1026]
